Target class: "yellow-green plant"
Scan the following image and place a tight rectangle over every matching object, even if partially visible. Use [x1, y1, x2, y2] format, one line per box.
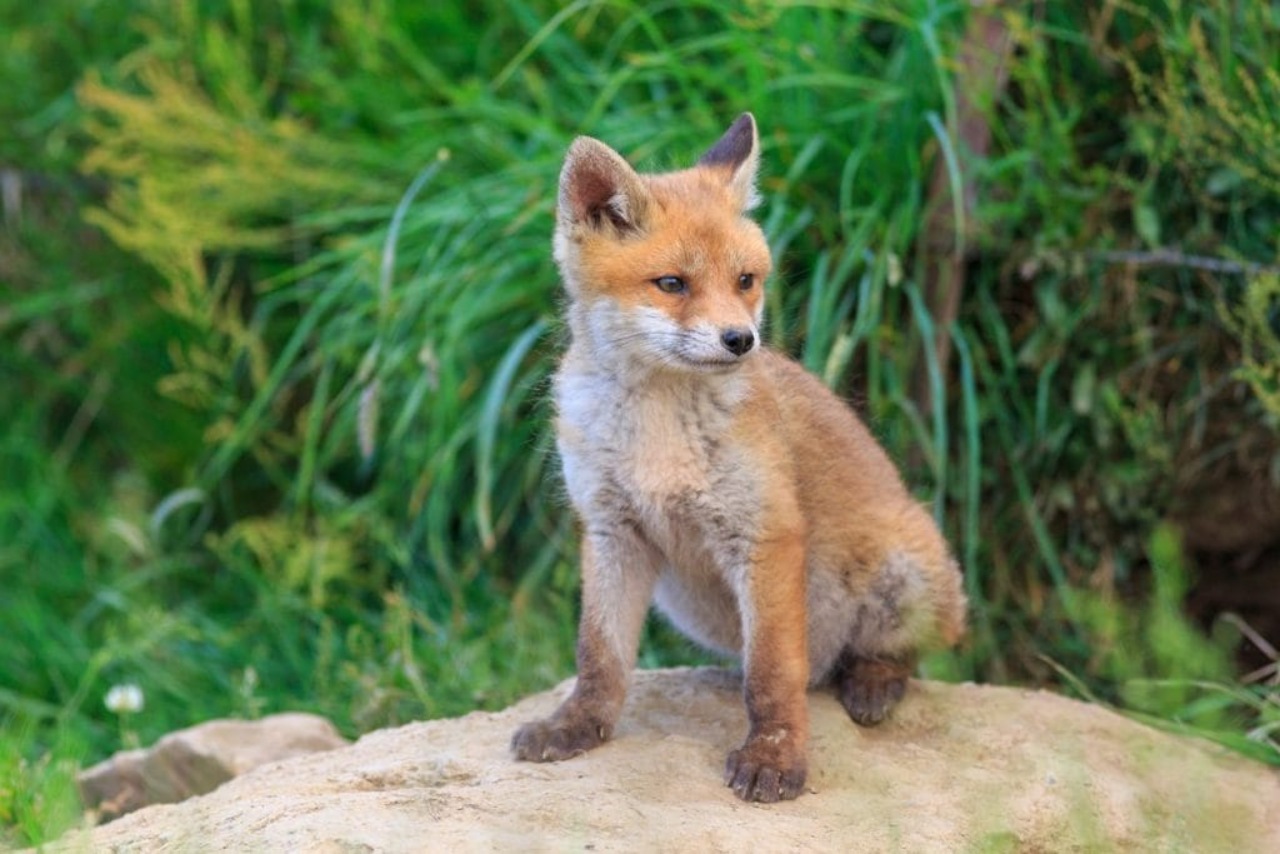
[1125, 0, 1280, 197]
[1220, 275, 1280, 420]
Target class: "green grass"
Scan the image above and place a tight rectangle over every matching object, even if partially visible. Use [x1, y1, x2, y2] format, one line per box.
[3, 0, 1280, 846]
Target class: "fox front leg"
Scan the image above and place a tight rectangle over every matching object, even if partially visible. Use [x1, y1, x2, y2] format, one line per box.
[512, 531, 658, 761]
[724, 526, 811, 802]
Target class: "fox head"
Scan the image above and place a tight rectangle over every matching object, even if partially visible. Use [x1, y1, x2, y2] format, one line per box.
[553, 114, 772, 376]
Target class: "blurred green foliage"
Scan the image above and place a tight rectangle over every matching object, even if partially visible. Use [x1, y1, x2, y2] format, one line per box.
[3, 0, 1280, 845]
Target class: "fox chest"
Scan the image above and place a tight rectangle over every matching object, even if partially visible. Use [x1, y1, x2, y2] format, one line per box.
[554, 370, 759, 546]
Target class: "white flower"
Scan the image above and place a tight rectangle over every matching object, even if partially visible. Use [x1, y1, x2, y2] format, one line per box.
[105, 683, 145, 714]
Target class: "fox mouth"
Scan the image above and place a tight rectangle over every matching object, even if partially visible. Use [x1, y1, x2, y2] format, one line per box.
[674, 352, 748, 371]
[669, 335, 756, 371]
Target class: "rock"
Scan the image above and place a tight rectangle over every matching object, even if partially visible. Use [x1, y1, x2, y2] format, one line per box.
[61, 668, 1279, 852]
[76, 712, 348, 820]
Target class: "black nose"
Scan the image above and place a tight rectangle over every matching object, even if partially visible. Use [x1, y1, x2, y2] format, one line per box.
[720, 327, 755, 356]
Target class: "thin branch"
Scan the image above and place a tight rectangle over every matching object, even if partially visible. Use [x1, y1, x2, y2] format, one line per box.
[1088, 249, 1280, 277]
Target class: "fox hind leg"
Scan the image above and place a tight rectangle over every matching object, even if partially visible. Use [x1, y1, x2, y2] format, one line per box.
[830, 549, 941, 726]
[833, 652, 915, 726]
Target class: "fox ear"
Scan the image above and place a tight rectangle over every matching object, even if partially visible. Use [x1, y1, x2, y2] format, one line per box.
[558, 137, 650, 234]
[698, 112, 761, 211]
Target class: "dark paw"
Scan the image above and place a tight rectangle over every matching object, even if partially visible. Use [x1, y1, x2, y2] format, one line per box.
[838, 657, 909, 726]
[723, 737, 807, 803]
[511, 716, 609, 762]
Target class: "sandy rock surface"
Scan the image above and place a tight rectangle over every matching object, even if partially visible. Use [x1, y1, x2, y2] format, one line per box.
[60, 668, 1279, 852]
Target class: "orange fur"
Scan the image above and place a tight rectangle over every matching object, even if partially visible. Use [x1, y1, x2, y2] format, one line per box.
[512, 114, 967, 803]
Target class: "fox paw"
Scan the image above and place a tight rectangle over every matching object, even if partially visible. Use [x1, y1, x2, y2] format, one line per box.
[724, 735, 807, 803]
[511, 715, 609, 762]
[837, 656, 910, 726]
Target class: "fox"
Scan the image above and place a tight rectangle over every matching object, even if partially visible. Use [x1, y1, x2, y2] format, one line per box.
[511, 113, 967, 803]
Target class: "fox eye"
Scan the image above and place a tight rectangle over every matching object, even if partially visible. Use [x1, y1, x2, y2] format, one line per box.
[654, 275, 687, 294]
[738, 273, 755, 291]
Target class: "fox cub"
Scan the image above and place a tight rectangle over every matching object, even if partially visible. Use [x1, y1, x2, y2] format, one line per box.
[511, 114, 967, 802]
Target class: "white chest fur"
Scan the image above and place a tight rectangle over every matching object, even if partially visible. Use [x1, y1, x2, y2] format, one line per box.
[554, 360, 767, 656]
[554, 363, 756, 546]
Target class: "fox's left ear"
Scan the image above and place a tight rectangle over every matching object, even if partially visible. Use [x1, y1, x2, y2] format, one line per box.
[698, 112, 761, 211]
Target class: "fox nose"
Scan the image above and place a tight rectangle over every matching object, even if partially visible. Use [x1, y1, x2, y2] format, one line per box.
[720, 327, 755, 356]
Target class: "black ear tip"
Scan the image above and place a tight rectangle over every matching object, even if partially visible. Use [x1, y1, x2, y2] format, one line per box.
[729, 113, 758, 140]
[700, 113, 759, 169]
